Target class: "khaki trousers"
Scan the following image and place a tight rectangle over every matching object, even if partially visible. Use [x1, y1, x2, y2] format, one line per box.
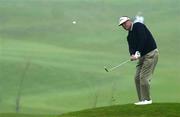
[135, 49, 158, 101]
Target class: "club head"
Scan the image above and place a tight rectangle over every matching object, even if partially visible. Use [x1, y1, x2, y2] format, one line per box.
[104, 66, 109, 72]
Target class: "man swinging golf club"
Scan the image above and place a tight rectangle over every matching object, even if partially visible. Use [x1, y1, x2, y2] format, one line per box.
[118, 16, 159, 105]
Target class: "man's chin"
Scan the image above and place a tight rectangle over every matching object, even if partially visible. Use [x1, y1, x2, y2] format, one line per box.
[125, 28, 129, 31]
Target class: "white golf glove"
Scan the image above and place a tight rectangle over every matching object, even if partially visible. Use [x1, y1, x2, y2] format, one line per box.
[134, 51, 141, 58]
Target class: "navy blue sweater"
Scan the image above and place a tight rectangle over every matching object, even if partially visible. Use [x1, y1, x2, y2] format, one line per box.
[127, 22, 157, 56]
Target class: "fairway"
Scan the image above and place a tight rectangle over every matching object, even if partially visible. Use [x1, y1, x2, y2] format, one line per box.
[0, 0, 180, 115]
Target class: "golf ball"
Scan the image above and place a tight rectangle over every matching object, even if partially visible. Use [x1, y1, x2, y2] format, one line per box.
[72, 21, 76, 24]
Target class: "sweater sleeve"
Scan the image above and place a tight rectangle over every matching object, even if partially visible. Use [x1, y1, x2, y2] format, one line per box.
[128, 41, 136, 55]
[134, 23, 147, 54]
[127, 34, 136, 56]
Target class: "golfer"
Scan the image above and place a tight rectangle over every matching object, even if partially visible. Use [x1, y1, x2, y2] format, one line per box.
[118, 16, 158, 105]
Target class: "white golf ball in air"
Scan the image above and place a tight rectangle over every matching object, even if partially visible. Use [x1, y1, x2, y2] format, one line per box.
[72, 21, 76, 24]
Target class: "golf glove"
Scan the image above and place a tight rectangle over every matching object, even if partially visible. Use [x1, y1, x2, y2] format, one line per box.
[135, 51, 141, 58]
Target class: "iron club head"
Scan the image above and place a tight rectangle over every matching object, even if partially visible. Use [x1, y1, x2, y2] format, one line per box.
[104, 66, 109, 72]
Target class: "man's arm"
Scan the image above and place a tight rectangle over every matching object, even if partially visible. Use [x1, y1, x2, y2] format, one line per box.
[134, 23, 147, 54]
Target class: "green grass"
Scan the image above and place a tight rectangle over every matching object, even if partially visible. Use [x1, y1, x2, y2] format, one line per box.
[0, 0, 180, 115]
[60, 103, 180, 117]
[0, 113, 55, 117]
[1, 103, 180, 117]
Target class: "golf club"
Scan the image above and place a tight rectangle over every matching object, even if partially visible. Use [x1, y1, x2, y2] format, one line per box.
[104, 59, 130, 72]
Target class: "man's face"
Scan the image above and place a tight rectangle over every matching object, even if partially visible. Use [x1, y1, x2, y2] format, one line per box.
[121, 20, 132, 31]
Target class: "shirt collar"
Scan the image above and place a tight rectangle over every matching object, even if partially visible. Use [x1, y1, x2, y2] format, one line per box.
[130, 22, 134, 31]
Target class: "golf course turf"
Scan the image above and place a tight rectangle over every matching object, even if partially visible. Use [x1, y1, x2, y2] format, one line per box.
[1, 103, 180, 117]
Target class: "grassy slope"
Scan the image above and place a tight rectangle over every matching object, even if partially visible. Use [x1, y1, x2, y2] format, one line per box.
[1, 103, 180, 117]
[59, 103, 180, 117]
[0, 0, 180, 114]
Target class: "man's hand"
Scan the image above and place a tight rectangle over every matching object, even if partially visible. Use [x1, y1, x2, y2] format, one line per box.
[130, 55, 138, 61]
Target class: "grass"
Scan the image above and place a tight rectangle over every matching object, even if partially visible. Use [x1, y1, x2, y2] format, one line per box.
[1, 103, 180, 117]
[0, 113, 56, 117]
[59, 103, 180, 117]
[0, 0, 180, 115]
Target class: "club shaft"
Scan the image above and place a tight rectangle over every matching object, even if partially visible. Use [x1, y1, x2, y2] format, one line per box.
[109, 59, 130, 71]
